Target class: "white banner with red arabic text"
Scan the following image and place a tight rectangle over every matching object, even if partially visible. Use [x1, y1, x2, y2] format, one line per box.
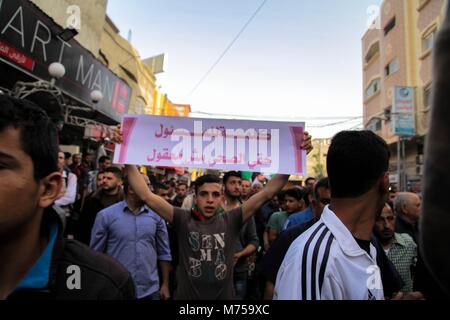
[114, 115, 306, 175]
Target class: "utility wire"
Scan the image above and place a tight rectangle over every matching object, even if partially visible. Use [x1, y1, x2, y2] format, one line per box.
[309, 117, 362, 128]
[190, 110, 363, 122]
[189, 0, 269, 96]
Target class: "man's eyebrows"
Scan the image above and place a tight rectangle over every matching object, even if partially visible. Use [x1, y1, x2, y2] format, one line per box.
[0, 151, 18, 162]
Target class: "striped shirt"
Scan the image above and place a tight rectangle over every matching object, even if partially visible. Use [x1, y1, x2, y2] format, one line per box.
[274, 206, 384, 300]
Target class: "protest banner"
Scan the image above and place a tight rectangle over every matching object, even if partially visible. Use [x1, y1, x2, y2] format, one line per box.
[114, 114, 306, 175]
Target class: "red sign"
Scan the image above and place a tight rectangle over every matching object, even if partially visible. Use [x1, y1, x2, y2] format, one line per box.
[0, 40, 34, 71]
[112, 80, 130, 113]
[84, 124, 114, 140]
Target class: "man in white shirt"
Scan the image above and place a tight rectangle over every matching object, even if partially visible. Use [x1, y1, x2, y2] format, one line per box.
[275, 130, 390, 300]
[55, 151, 78, 238]
[55, 151, 77, 210]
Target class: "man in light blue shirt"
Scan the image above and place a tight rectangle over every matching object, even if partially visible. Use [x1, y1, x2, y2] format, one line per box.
[283, 178, 330, 231]
[283, 206, 314, 231]
[90, 175, 172, 300]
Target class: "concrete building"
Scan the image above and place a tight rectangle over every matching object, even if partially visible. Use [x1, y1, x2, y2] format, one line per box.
[306, 138, 330, 179]
[1, 0, 190, 166]
[100, 15, 157, 116]
[362, 0, 446, 192]
[31, 0, 107, 57]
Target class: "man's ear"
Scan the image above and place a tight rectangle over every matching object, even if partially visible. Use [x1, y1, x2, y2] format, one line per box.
[38, 172, 63, 209]
[308, 193, 314, 205]
[401, 202, 408, 215]
[380, 172, 389, 195]
[193, 193, 197, 204]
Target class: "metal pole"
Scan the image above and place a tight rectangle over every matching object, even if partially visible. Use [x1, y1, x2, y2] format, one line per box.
[397, 137, 401, 191]
[402, 138, 407, 191]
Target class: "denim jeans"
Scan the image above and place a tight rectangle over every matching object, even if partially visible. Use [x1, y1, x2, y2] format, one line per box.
[139, 291, 160, 300]
[234, 279, 247, 300]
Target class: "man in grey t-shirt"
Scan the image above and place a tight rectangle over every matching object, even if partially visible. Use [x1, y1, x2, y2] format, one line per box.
[173, 204, 242, 299]
[126, 169, 294, 299]
[119, 132, 312, 299]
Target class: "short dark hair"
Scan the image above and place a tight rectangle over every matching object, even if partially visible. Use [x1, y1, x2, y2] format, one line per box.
[103, 166, 123, 180]
[155, 182, 169, 193]
[302, 187, 313, 207]
[83, 152, 94, 159]
[327, 131, 390, 198]
[98, 155, 111, 164]
[122, 176, 130, 195]
[0, 95, 58, 181]
[222, 171, 241, 185]
[194, 174, 221, 194]
[64, 152, 71, 160]
[177, 182, 188, 189]
[277, 190, 286, 201]
[305, 177, 316, 185]
[284, 188, 305, 201]
[314, 177, 330, 199]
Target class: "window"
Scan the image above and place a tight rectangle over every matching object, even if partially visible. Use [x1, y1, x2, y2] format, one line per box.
[135, 97, 146, 114]
[418, 0, 431, 11]
[98, 50, 109, 67]
[424, 84, 432, 109]
[384, 17, 396, 36]
[119, 65, 138, 83]
[385, 58, 399, 76]
[365, 78, 381, 100]
[423, 29, 437, 53]
[375, 119, 382, 131]
[365, 42, 380, 64]
[384, 106, 392, 121]
[367, 118, 382, 132]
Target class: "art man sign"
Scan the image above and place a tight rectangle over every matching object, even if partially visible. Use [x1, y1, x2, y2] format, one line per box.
[0, 0, 131, 121]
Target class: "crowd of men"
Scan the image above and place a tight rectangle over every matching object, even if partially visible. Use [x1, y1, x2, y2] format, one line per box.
[0, 95, 441, 300]
[1, 4, 450, 300]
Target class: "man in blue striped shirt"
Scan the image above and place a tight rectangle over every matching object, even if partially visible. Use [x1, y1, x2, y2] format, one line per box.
[90, 175, 172, 300]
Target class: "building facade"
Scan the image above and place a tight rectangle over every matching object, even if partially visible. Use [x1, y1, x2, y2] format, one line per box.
[362, 0, 446, 192]
[1, 0, 189, 156]
[30, 0, 107, 57]
[306, 138, 330, 179]
[100, 15, 157, 116]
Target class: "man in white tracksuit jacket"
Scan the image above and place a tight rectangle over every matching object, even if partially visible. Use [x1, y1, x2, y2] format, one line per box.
[275, 130, 389, 300]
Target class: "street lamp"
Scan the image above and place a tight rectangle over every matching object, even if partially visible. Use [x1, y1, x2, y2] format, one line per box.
[48, 62, 66, 86]
[48, 62, 66, 79]
[90, 90, 103, 104]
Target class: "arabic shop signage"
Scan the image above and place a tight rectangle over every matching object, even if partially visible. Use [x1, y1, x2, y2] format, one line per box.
[392, 86, 416, 137]
[0, 0, 131, 122]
